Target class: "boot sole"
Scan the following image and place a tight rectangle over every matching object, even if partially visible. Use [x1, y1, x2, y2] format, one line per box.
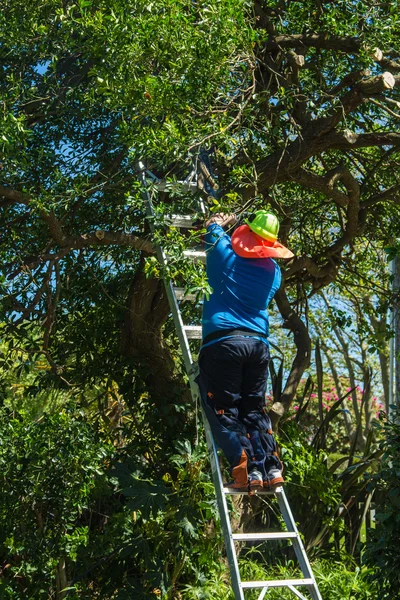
[249, 480, 263, 491]
[263, 477, 285, 488]
[224, 482, 250, 492]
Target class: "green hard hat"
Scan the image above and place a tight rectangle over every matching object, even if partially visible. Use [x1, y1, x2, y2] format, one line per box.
[245, 210, 279, 242]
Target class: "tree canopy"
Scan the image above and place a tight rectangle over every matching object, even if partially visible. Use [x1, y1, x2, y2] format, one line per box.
[0, 0, 400, 414]
[1, 0, 399, 422]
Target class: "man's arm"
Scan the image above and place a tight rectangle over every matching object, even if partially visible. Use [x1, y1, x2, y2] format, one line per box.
[205, 213, 237, 248]
[204, 213, 236, 252]
[204, 214, 237, 287]
[205, 213, 237, 229]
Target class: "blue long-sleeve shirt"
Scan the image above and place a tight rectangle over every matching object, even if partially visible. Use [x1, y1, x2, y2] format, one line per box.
[202, 223, 281, 347]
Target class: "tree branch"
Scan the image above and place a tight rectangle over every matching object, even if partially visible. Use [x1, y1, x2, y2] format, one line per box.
[13, 262, 54, 324]
[269, 283, 311, 428]
[43, 261, 61, 351]
[285, 255, 338, 289]
[328, 131, 400, 150]
[265, 34, 362, 53]
[60, 230, 154, 253]
[324, 165, 360, 256]
[250, 73, 398, 197]
[326, 69, 370, 97]
[0, 185, 30, 205]
[368, 97, 400, 120]
[1, 185, 154, 258]
[289, 168, 349, 207]
[361, 183, 400, 208]
[376, 54, 400, 73]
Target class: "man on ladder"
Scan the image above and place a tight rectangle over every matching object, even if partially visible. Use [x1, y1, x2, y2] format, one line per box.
[198, 210, 294, 492]
[138, 160, 323, 598]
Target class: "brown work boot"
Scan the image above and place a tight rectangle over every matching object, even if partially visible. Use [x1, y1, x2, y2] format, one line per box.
[225, 450, 249, 491]
[249, 469, 263, 491]
[264, 467, 285, 489]
[223, 479, 250, 492]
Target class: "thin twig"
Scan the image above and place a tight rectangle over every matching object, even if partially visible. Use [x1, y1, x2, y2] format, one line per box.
[368, 97, 400, 120]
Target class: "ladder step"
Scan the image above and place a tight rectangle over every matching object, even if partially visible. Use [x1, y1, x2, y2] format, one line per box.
[184, 326, 202, 339]
[232, 532, 297, 542]
[223, 485, 283, 495]
[173, 287, 198, 302]
[241, 578, 314, 589]
[183, 250, 206, 263]
[154, 181, 198, 193]
[166, 214, 200, 228]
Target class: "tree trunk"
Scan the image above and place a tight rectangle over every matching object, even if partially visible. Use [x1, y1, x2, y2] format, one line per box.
[269, 283, 311, 428]
[358, 343, 374, 434]
[55, 557, 68, 599]
[120, 258, 193, 435]
[363, 297, 390, 413]
[393, 255, 400, 412]
[320, 339, 354, 441]
[332, 325, 361, 421]
[378, 347, 390, 415]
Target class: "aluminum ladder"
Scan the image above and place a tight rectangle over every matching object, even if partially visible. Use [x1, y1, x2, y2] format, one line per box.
[137, 162, 323, 600]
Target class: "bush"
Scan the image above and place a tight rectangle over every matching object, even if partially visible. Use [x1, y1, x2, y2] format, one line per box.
[0, 406, 113, 598]
[363, 413, 400, 598]
[236, 558, 378, 600]
[277, 421, 343, 554]
[0, 401, 382, 599]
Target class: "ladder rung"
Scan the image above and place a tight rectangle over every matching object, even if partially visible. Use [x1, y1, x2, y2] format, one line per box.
[166, 214, 200, 228]
[173, 287, 199, 302]
[184, 326, 202, 339]
[232, 532, 296, 542]
[241, 578, 314, 589]
[223, 486, 283, 495]
[154, 181, 198, 192]
[183, 250, 206, 263]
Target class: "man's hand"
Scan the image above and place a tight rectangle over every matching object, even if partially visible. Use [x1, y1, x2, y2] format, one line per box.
[205, 213, 237, 228]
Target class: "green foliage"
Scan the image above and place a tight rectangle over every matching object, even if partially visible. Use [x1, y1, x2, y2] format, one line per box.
[363, 413, 400, 599]
[0, 402, 226, 599]
[384, 239, 400, 262]
[238, 558, 378, 600]
[0, 377, 385, 598]
[0, 406, 113, 598]
[108, 439, 224, 598]
[281, 424, 341, 509]
[278, 421, 343, 553]
[312, 560, 379, 600]
[275, 413, 382, 564]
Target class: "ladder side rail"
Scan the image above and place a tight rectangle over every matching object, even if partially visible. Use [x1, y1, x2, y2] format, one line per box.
[164, 279, 196, 374]
[201, 406, 245, 600]
[193, 192, 245, 598]
[276, 490, 323, 600]
[257, 589, 268, 600]
[288, 585, 312, 600]
[139, 162, 244, 597]
[137, 162, 195, 374]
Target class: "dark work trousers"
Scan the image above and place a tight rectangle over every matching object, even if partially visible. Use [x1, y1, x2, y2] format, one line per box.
[198, 336, 281, 485]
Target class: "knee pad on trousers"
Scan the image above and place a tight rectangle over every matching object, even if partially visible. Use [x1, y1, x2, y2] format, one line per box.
[243, 410, 282, 470]
[198, 383, 253, 474]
